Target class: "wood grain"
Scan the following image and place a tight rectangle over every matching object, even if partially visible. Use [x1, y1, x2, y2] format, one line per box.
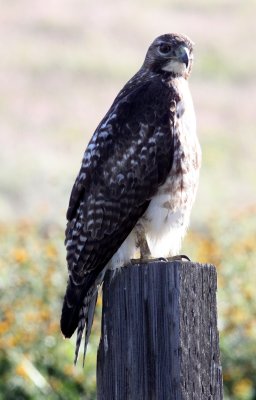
[97, 261, 223, 400]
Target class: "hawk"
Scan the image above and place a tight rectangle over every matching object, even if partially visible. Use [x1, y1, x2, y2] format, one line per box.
[61, 33, 201, 364]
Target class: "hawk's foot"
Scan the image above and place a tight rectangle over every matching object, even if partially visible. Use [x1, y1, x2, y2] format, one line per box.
[129, 255, 190, 265]
[166, 254, 191, 262]
[130, 257, 154, 265]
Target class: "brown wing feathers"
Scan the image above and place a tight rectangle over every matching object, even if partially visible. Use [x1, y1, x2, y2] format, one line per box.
[60, 76, 176, 360]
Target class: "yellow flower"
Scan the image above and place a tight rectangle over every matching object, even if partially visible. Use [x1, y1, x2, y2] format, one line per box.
[0, 321, 9, 334]
[0, 336, 15, 349]
[47, 321, 59, 335]
[233, 378, 253, 399]
[25, 311, 38, 323]
[244, 321, 256, 338]
[243, 283, 255, 301]
[16, 362, 28, 379]
[64, 365, 75, 375]
[228, 307, 248, 325]
[3, 309, 14, 323]
[45, 244, 57, 259]
[40, 309, 50, 321]
[13, 247, 28, 264]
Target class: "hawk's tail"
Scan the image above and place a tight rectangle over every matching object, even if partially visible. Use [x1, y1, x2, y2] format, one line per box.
[74, 288, 98, 365]
[60, 277, 86, 339]
[74, 268, 107, 364]
[61, 267, 107, 365]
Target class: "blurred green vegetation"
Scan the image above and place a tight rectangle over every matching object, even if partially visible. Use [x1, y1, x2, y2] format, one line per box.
[0, 221, 99, 400]
[186, 207, 256, 400]
[0, 209, 256, 399]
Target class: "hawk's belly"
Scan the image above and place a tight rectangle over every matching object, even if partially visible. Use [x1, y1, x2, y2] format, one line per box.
[142, 145, 201, 257]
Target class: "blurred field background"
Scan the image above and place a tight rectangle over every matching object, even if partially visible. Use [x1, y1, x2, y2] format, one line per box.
[1, 0, 256, 399]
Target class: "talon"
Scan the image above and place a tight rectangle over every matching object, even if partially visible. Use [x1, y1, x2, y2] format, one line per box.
[167, 254, 191, 262]
[179, 254, 191, 262]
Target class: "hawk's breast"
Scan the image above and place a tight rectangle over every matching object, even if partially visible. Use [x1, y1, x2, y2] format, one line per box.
[142, 78, 201, 257]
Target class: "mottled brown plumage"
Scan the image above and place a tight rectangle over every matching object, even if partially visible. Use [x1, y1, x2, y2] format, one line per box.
[61, 33, 201, 364]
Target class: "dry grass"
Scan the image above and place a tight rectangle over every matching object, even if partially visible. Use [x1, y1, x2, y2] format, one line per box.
[1, 0, 255, 224]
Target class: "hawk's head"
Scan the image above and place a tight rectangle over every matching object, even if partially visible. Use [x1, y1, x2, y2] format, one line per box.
[143, 33, 194, 79]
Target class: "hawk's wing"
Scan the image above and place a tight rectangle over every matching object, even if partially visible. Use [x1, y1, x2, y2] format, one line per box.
[61, 76, 177, 340]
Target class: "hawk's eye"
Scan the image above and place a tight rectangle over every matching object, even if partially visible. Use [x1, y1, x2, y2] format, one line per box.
[159, 43, 171, 54]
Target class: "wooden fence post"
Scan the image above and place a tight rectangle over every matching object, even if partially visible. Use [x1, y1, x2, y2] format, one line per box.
[97, 261, 223, 400]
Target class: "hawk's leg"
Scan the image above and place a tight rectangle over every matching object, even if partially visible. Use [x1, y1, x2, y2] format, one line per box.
[130, 227, 191, 264]
[137, 229, 151, 260]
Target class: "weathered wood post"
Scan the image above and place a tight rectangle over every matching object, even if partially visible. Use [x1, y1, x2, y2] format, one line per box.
[97, 261, 223, 400]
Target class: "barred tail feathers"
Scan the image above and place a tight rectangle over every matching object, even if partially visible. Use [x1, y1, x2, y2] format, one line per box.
[74, 287, 96, 365]
[61, 269, 98, 341]
[74, 267, 107, 365]
[74, 293, 88, 364]
[83, 290, 98, 366]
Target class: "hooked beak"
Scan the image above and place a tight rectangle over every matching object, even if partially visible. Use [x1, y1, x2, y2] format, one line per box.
[175, 45, 190, 68]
